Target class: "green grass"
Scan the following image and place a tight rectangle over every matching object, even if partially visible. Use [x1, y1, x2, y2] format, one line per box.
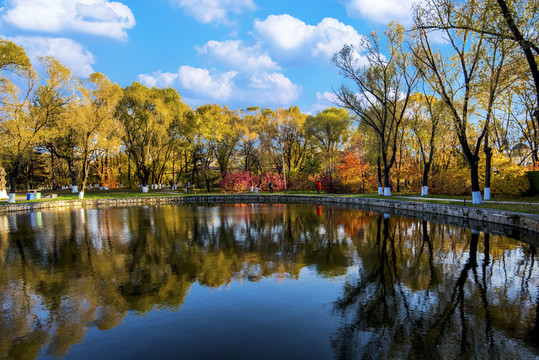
[2, 189, 539, 215]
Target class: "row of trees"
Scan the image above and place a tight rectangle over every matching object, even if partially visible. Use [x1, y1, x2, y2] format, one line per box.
[0, 0, 537, 203]
[334, 0, 539, 203]
[0, 43, 355, 202]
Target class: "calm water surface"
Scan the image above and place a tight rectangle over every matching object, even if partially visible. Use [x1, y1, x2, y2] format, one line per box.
[1, 204, 538, 359]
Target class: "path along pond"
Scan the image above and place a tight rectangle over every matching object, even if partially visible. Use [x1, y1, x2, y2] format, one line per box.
[1, 203, 539, 359]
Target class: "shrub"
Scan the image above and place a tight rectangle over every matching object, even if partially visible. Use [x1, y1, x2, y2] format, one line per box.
[430, 167, 471, 195]
[489, 153, 531, 196]
[219, 171, 253, 193]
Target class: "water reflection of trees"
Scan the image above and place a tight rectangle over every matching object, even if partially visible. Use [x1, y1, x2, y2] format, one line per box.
[331, 214, 539, 359]
[0, 204, 354, 358]
[0, 205, 538, 359]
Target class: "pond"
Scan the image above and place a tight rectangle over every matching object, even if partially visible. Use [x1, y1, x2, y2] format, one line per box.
[0, 203, 538, 359]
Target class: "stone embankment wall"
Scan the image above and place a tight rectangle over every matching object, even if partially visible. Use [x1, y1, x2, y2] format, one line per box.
[1, 195, 538, 240]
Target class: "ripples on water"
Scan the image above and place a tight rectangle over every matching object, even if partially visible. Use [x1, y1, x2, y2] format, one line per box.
[0, 204, 538, 359]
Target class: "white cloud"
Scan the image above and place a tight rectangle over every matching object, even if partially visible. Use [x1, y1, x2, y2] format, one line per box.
[253, 15, 363, 64]
[138, 66, 300, 106]
[137, 71, 179, 88]
[248, 72, 301, 104]
[2, 0, 135, 40]
[178, 66, 237, 100]
[9, 36, 95, 77]
[254, 15, 314, 51]
[197, 40, 279, 72]
[309, 91, 339, 114]
[138, 66, 237, 101]
[170, 0, 255, 24]
[345, 0, 424, 25]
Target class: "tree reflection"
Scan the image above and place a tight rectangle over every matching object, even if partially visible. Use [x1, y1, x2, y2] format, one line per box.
[0, 205, 537, 359]
[0, 204, 356, 358]
[332, 215, 539, 359]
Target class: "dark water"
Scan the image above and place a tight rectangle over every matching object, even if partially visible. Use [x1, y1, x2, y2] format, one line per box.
[1, 204, 538, 359]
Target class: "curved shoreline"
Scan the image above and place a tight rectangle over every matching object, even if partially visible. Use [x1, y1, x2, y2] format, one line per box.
[1, 194, 538, 241]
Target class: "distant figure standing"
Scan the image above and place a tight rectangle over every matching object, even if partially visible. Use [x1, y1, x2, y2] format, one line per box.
[316, 180, 322, 194]
[269, 181, 273, 193]
[185, 182, 190, 194]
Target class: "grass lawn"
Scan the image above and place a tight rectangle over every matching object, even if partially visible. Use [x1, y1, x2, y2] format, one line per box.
[2, 189, 539, 215]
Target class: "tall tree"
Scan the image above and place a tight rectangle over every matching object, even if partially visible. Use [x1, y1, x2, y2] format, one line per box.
[0, 39, 31, 200]
[116, 82, 189, 192]
[333, 23, 419, 196]
[265, 106, 308, 189]
[413, 0, 498, 203]
[1, 57, 72, 203]
[408, 92, 447, 196]
[71, 73, 123, 198]
[306, 107, 353, 182]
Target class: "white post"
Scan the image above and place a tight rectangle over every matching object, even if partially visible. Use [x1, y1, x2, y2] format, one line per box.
[472, 191, 482, 205]
[384, 187, 391, 196]
[72, 185, 78, 193]
[484, 188, 490, 201]
[142, 185, 149, 193]
[78, 191, 85, 199]
[378, 187, 383, 195]
[8, 193, 16, 203]
[421, 186, 428, 196]
[0, 189, 7, 199]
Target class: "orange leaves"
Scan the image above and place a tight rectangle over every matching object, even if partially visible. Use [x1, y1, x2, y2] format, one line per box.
[337, 152, 374, 193]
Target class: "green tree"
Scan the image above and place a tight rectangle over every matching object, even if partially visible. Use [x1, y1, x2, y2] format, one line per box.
[306, 107, 353, 181]
[116, 82, 189, 192]
[268, 106, 308, 185]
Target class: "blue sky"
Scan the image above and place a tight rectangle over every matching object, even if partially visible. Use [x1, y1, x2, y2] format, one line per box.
[0, 0, 419, 114]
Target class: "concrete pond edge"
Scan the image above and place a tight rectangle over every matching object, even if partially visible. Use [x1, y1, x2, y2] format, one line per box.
[1, 194, 538, 242]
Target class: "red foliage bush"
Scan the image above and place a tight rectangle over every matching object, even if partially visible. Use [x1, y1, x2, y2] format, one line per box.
[219, 171, 287, 193]
[218, 171, 254, 193]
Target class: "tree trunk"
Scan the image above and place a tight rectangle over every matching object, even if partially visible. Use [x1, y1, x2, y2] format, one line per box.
[8, 162, 20, 203]
[79, 151, 90, 199]
[68, 158, 78, 193]
[484, 145, 492, 200]
[469, 156, 482, 204]
[383, 166, 391, 196]
[50, 152, 56, 190]
[421, 162, 431, 196]
[377, 157, 383, 195]
[128, 157, 131, 188]
[496, 0, 539, 131]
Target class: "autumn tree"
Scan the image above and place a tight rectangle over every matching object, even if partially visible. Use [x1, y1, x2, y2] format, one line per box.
[1, 56, 72, 203]
[333, 23, 419, 196]
[266, 106, 308, 189]
[305, 107, 353, 181]
[190, 104, 239, 191]
[238, 107, 270, 185]
[407, 92, 448, 196]
[413, 0, 501, 203]
[116, 82, 189, 192]
[70, 73, 123, 198]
